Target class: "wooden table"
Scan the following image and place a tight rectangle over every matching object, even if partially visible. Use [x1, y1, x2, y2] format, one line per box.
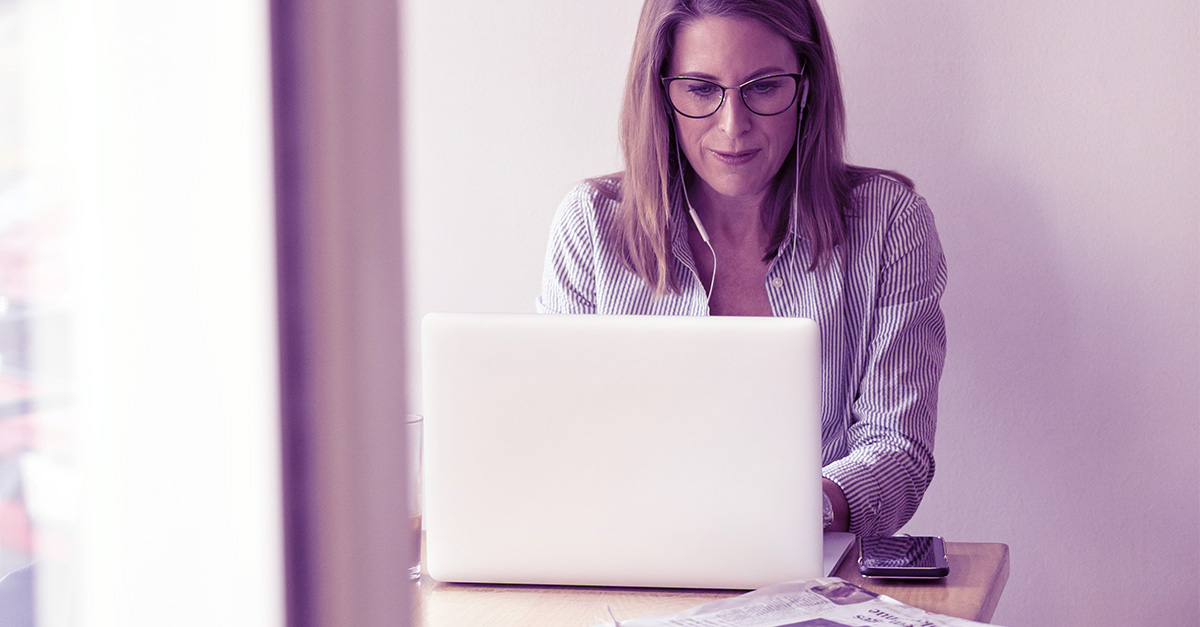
[415, 541, 1009, 626]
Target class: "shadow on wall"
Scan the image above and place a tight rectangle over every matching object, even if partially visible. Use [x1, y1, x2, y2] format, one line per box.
[829, 3, 1198, 625]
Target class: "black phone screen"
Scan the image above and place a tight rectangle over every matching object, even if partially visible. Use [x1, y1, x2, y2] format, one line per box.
[859, 535, 945, 569]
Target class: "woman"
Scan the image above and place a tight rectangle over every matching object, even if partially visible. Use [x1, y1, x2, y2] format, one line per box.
[537, 0, 946, 537]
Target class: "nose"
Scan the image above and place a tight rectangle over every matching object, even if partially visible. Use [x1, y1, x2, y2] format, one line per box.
[716, 90, 753, 137]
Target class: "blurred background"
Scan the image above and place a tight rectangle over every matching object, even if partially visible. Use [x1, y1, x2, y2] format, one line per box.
[0, 0, 284, 624]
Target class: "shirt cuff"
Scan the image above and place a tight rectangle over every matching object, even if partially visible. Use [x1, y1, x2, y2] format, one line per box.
[822, 457, 885, 536]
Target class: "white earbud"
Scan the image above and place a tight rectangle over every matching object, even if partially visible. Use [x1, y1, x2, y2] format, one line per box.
[689, 207, 711, 244]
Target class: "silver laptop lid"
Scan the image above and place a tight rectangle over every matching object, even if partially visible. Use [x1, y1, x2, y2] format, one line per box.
[421, 313, 823, 589]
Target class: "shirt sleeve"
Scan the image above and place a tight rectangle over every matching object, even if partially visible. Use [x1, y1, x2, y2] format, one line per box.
[536, 183, 599, 314]
[822, 192, 947, 536]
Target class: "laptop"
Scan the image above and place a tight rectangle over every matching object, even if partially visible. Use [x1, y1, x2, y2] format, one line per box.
[420, 313, 852, 590]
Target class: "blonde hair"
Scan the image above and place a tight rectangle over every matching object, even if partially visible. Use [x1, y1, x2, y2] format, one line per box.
[607, 0, 910, 295]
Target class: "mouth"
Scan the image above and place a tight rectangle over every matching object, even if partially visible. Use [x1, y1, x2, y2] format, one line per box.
[709, 149, 760, 165]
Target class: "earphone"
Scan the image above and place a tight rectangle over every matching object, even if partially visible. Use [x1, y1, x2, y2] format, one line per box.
[676, 141, 717, 303]
[793, 77, 810, 219]
[688, 206, 712, 244]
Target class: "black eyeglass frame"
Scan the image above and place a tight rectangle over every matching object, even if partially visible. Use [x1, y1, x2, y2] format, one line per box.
[660, 71, 806, 119]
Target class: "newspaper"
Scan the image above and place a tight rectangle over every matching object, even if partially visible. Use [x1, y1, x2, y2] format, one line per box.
[596, 578, 1005, 627]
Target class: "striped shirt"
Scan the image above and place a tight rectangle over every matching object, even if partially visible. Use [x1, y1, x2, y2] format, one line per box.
[536, 175, 947, 536]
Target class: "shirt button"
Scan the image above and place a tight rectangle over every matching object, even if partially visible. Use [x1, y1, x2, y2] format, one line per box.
[770, 277, 784, 288]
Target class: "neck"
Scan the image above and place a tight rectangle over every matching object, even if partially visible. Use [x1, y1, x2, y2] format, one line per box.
[686, 180, 772, 247]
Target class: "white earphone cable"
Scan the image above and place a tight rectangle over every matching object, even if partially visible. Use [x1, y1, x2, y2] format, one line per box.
[675, 140, 717, 304]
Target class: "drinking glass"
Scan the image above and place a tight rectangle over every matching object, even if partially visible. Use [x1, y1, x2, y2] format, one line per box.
[405, 414, 423, 580]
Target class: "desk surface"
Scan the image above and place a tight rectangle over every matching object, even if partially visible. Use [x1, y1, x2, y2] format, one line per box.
[415, 541, 1009, 626]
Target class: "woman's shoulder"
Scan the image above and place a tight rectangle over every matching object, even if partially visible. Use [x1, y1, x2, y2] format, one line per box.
[581, 173, 623, 203]
[843, 171, 943, 265]
[846, 170, 933, 229]
[555, 174, 624, 228]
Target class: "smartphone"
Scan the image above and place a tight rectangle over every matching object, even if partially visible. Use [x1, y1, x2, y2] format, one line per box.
[858, 535, 949, 579]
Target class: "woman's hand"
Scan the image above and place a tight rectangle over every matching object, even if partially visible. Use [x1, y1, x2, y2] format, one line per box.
[822, 478, 850, 532]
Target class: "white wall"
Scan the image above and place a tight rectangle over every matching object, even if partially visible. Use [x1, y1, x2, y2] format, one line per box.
[402, 2, 640, 322]
[403, 2, 1200, 625]
[822, 3, 1199, 625]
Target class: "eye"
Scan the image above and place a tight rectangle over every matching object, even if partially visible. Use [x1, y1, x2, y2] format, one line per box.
[685, 82, 720, 98]
[745, 78, 784, 96]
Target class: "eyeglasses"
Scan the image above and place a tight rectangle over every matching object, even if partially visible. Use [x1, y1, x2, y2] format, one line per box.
[661, 73, 804, 119]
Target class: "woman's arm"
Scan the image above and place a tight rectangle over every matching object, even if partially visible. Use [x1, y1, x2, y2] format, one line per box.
[823, 190, 947, 536]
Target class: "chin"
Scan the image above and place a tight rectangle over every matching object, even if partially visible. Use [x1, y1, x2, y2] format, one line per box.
[706, 177, 775, 202]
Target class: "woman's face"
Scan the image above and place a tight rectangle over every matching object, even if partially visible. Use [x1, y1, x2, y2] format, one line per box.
[667, 16, 800, 208]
